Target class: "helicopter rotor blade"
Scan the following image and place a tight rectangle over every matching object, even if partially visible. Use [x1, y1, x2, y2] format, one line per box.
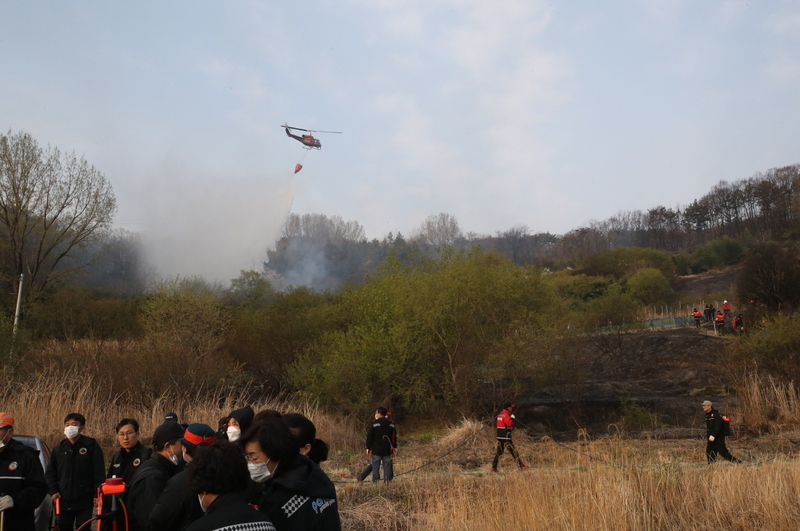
[310, 130, 342, 134]
[282, 124, 310, 132]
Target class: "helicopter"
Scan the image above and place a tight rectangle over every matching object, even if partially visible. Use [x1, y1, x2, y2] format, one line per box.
[282, 124, 341, 150]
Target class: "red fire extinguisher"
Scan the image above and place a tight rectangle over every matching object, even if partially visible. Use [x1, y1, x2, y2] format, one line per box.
[97, 477, 128, 531]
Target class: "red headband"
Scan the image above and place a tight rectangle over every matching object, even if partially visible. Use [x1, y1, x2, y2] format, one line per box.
[183, 431, 216, 446]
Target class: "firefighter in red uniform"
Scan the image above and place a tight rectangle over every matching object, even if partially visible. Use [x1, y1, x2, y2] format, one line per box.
[713, 311, 726, 334]
[691, 308, 703, 328]
[491, 403, 526, 472]
[732, 314, 743, 332]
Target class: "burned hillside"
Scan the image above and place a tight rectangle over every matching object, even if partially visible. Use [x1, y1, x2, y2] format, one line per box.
[519, 327, 730, 435]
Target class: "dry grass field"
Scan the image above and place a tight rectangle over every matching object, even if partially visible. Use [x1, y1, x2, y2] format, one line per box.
[4, 372, 800, 530]
[333, 419, 800, 530]
[337, 458, 800, 530]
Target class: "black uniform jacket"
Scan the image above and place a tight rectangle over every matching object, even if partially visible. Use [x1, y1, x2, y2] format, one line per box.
[257, 455, 341, 531]
[186, 492, 276, 531]
[45, 434, 105, 511]
[127, 452, 181, 531]
[107, 441, 153, 485]
[150, 462, 204, 531]
[366, 417, 396, 456]
[0, 437, 49, 531]
[705, 408, 726, 439]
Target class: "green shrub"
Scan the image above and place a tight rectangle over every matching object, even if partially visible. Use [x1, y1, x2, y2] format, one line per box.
[672, 251, 691, 276]
[690, 237, 744, 272]
[138, 277, 231, 354]
[725, 313, 800, 386]
[581, 247, 675, 281]
[27, 287, 139, 340]
[621, 400, 659, 431]
[735, 242, 800, 311]
[551, 274, 614, 310]
[627, 268, 672, 305]
[583, 285, 641, 327]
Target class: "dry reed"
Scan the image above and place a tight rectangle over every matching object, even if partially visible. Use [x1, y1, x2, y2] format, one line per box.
[401, 460, 800, 530]
[336, 421, 800, 530]
[5, 365, 800, 529]
[0, 369, 359, 455]
[738, 373, 800, 432]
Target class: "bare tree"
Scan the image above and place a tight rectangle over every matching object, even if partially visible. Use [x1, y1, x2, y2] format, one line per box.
[416, 213, 463, 247]
[0, 130, 116, 304]
[495, 225, 532, 265]
[554, 227, 609, 264]
[281, 213, 365, 243]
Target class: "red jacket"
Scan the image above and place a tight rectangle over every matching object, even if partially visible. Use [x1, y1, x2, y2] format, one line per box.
[496, 409, 514, 440]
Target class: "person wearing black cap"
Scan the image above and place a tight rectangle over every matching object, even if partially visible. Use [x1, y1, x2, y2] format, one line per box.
[150, 423, 216, 531]
[702, 400, 740, 464]
[0, 412, 48, 531]
[127, 421, 186, 531]
[45, 413, 105, 530]
[491, 403, 526, 472]
[186, 441, 276, 531]
[165, 412, 189, 432]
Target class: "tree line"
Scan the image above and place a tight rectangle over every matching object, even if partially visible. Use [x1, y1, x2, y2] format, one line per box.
[264, 165, 798, 290]
[556, 165, 798, 261]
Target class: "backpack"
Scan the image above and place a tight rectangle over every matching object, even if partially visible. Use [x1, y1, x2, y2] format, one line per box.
[721, 414, 732, 436]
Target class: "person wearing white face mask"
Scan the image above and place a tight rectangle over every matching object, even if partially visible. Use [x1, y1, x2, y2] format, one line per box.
[184, 442, 276, 531]
[45, 413, 105, 531]
[220, 406, 254, 442]
[240, 419, 341, 531]
[126, 421, 185, 531]
[150, 423, 216, 531]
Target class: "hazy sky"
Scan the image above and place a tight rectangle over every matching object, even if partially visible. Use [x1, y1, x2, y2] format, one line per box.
[2, 1, 799, 281]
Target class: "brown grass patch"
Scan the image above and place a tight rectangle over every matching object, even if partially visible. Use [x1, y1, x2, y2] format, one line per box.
[6, 347, 800, 530]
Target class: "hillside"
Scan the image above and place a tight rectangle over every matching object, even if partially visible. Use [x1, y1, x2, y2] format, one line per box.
[522, 327, 731, 436]
[516, 267, 744, 437]
[674, 265, 740, 296]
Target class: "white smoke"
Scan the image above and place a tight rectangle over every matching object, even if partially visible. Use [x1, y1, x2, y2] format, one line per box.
[138, 171, 296, 284]
[270, 240, 332, 291]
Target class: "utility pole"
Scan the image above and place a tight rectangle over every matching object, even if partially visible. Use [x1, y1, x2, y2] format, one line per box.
[10, 274, 23, 362]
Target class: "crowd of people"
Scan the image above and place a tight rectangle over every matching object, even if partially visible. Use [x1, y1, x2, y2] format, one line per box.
[0, 398, 740, 530]
[0, 407, 342, 531]
[691, 300, 744, 334]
